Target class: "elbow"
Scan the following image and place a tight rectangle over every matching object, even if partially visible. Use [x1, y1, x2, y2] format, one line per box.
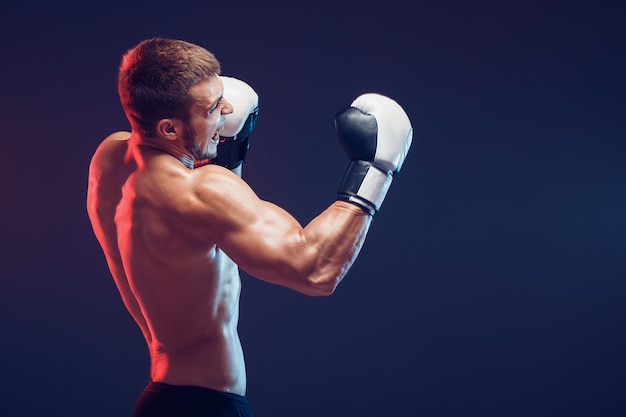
[306, 283, 336, 297]
[280, 247, 347, 296]
[300, 273, 341, 297]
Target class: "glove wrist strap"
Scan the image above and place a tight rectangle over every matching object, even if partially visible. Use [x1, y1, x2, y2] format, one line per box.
[337, 160, 392, 215]
[211, 107, 259, 169]
[211, 135, 250, 169]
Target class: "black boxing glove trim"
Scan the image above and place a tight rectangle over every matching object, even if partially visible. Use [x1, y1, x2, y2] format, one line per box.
[211, 106, 259, 169]
[334, 107, 378, 161]
[338, 194, 376, 216]
[211, 136, 250, 169]
[337, 160, 392, 215]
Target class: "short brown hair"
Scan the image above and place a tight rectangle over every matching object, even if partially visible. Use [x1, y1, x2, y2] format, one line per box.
[118, 38, 221, 137]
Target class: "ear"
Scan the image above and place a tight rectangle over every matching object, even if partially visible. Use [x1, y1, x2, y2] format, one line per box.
[156, 119, 184, 141]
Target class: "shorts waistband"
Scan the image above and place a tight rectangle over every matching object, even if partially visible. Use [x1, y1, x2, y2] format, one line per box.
[146, 380, 249, 406]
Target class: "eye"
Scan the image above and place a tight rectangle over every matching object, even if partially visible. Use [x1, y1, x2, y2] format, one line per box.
[208, 98, 223, 115]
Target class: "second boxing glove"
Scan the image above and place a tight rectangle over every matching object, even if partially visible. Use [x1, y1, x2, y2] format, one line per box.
[211, 76, 259, 169]
[335, 93, 413, 215]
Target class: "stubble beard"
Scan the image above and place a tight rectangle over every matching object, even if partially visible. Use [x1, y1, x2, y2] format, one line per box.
[183, 122, 217, 161]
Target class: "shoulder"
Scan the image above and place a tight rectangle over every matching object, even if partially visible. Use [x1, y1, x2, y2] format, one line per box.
[105, 131, 132, 141]
[181, 165, 264, 229]
[188, 165, 256, 207]
[90, 131, 131, 168]
[97, 131, 132, 150]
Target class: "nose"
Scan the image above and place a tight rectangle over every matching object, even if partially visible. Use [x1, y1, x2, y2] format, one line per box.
[222, 98, 234, 115]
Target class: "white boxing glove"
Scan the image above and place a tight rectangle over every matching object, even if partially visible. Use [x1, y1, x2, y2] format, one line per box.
[334, 93, 413, 215]
[211, 76, 259, 169]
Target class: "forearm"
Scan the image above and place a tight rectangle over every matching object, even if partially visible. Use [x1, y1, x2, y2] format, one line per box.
[291, 201, 373, 295]
[225, 196, 372, 296]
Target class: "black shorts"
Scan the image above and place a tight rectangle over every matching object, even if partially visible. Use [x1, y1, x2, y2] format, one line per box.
[133, 381, 254, 417]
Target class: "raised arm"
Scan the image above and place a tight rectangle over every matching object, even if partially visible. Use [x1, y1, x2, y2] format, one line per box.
[199, 170, 372, 296]
[195, 91, 413, 296]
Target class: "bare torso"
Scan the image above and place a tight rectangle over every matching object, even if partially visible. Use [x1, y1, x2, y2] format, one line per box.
[87, 132, 247, 394]
[88, 120, 374, 397]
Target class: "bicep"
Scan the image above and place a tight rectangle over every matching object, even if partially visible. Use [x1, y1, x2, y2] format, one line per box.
[213, 183, 313, 286]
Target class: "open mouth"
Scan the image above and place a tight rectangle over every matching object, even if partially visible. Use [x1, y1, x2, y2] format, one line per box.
[212, 124, 224, 142]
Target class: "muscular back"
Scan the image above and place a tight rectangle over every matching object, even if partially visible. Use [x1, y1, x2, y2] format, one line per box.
[87, 132, 247, 394]
[88, 123, 375, 396]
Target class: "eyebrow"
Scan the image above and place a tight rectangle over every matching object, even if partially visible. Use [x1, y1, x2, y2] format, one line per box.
[205, 94, 223, 111]
[193, 91, 222, 113]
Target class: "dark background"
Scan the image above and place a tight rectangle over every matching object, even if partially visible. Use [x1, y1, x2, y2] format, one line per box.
[1, 0, 624, 416]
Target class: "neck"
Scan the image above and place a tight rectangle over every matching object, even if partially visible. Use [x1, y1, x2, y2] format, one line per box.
[136, 136, 195, 169]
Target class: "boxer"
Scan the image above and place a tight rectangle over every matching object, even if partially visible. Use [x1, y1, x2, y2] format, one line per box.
[87, 37, 412, 417]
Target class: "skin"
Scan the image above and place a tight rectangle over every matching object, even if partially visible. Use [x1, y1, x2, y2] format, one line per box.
[86, 75, 372, 396]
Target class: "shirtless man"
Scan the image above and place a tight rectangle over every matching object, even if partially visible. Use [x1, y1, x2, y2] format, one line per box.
[87, 38, 412, 417]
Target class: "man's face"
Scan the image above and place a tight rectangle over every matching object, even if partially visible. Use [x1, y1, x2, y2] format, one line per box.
[183, 75, 233, 161]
